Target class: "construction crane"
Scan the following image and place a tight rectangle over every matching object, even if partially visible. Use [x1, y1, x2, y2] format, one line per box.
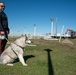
[65, 29, 76, 38]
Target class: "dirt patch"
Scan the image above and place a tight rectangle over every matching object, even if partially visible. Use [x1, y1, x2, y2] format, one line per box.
[62, 39, 74, 45]
[58, 39, 76, 49]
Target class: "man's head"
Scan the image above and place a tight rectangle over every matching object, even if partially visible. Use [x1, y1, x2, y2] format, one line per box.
[0, 1, 5, 11]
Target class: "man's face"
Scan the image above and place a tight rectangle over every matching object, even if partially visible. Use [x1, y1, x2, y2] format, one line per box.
[0, 2, 5, 11]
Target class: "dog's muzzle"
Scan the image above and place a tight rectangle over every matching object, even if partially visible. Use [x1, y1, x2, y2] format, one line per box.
[26, 40, 31, 44]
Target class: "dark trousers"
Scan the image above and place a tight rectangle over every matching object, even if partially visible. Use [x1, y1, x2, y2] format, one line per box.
[0, 31, 8, 55]
[0, 39, 7, 55]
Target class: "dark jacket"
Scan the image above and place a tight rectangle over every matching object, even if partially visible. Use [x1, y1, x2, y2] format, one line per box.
[0, 10, 9, 33]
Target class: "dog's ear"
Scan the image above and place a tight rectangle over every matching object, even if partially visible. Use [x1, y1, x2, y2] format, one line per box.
[21, 34, 24, 36]
[25, 34, 27, 37]
[21, 34, 27, 37]
[25, 34, 28, 40]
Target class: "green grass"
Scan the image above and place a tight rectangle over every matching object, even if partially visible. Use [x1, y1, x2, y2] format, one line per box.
[0, 38, 76, 75]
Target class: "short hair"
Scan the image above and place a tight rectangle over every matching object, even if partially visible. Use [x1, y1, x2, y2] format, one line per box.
[0, 1, 5, 10]
[0, 1, 4, 4]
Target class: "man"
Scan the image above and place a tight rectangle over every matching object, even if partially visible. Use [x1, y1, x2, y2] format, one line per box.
[0, 1, 10, 55]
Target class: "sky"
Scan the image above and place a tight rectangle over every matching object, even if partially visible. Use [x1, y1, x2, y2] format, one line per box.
[1, 0, 76, 35]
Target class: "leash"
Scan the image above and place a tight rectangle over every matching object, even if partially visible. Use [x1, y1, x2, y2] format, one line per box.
[4, 37, 18, 59]
[5, 36, 24, 51]
[4, 36, 36, 47]
[4, 37, 11, 44]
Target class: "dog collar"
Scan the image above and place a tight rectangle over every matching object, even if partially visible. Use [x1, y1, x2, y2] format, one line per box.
[14, 43, 24, 51]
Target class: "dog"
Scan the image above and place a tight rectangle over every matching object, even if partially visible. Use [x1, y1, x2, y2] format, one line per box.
[0, 35, 31, 66]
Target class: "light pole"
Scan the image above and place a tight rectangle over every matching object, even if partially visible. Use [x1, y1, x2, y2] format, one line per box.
[50, 18, 54, 36]
[24, 27, 26, 35]
[34, 24, 36, 36]
[10, 27, 12, 35]
[56, 17, 58, 38]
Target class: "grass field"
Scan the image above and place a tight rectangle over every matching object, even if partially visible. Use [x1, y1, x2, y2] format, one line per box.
[0, 38, 76, 75]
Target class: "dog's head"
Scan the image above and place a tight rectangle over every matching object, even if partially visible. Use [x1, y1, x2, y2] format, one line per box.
[25, 35, 31, 45]
[15, 34, 31, 47]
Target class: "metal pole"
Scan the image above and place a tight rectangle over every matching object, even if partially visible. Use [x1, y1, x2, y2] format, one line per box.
[59, 25, 64, 42]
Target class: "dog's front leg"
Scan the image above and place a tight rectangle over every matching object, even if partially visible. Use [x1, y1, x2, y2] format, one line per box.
[18, 54, 27, 66]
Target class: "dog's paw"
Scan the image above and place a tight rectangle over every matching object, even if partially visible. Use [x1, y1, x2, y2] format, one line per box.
[6, 64, 14, 66]
[23, 64, 27, 66]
